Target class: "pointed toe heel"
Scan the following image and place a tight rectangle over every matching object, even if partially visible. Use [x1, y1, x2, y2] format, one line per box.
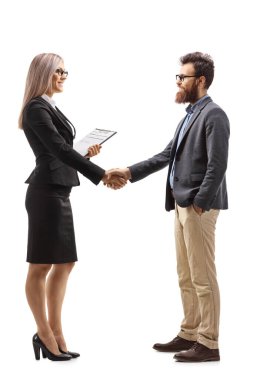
[59, 348, 80, 358]
[32, 334, 72, 361]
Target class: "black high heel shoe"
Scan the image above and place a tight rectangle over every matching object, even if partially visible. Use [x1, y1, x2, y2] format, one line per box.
[59, 348, 80, 358]
[32, 334, 72, 361]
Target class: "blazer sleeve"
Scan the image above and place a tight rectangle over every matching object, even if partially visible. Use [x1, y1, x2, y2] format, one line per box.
[194, 108, 230, 210]
[24, 104, 105, 185]
[129, 141, 172, 182]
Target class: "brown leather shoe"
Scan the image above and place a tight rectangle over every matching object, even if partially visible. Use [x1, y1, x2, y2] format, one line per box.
[174, 342, 220, 362]
[153, 336, 196, 352]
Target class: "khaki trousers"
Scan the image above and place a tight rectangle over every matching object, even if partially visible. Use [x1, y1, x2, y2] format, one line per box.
[175, 204, 220, 349]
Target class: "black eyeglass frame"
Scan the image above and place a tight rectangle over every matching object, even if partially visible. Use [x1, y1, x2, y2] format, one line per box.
[55, 68, 68, 77]
[175, 74, 200, 82]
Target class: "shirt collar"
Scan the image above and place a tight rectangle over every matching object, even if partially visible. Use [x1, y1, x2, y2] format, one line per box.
[41, 94, 56, 109]
[185, 94, 209, 114]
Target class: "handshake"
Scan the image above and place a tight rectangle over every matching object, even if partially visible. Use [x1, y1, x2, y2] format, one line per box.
[86, 145, 130, 189]
[102, 168, 131, 190]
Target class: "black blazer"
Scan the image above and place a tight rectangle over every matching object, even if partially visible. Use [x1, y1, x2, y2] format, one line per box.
[129, 97, 230, 212]
[23, 97, 105, 186]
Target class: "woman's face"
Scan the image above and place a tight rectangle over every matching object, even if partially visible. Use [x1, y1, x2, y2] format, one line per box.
[49, 61, 68, 96]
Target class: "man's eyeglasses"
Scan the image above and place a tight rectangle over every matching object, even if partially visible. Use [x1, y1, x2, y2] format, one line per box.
[176, 74, 199, 82]
[55, 68, 68, 77]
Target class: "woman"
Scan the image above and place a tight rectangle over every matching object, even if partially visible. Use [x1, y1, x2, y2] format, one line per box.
[19, 53, 125, 361]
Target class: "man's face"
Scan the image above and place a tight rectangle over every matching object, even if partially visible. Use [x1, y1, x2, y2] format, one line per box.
[175, 63, 200, 104]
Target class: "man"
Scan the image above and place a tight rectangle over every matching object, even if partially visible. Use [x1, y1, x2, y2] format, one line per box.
[109, 52, 230, 362]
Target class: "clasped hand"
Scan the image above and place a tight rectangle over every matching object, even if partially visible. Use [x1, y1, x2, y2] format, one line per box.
[85, 145, 130, 190]
[102, 168, 131, 190]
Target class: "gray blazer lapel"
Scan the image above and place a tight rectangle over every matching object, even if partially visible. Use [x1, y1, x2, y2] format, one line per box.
[172, 117, 186, 146]
[178, 97, 213, 147]
[182, 110, 201, 137]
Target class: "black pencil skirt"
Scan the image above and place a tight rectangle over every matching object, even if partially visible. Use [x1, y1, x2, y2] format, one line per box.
[25, 184, 78, 264]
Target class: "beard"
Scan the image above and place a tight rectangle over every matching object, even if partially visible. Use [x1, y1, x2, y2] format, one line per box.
[175, 81, 199, 104]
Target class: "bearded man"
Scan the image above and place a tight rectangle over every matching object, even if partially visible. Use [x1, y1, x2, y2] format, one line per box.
[109, 52, 230, 362]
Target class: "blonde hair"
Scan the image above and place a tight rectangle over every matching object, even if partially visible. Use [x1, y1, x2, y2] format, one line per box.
[18, 53, 63, 129]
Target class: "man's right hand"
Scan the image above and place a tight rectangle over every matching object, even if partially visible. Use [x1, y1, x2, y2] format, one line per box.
[107, 168, 131, 181]
[102, 168, 131, 189]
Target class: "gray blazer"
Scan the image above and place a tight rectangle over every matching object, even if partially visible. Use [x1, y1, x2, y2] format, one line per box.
[129, 97, 230, 212]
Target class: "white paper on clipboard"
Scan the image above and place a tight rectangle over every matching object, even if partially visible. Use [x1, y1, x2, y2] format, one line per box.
[74, 128, 117, 155]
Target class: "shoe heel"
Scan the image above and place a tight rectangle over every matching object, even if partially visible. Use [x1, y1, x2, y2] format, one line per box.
[33, 342, 40, 360]
[32, 333, 72, 361]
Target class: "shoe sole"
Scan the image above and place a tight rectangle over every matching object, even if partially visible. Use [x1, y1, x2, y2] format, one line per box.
[154, 349, 192, 353]
[175, 357, 220, 362]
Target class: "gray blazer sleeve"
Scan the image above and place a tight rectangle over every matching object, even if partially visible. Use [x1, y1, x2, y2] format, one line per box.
[194, 108, 230, 210]
[128, 141, 172, 182]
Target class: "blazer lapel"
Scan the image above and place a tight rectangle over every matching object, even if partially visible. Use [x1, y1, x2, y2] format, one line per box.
[55, 107, 76, 138]
[169, 117, 186, 162]
[181, 110, 200, 137]
[177, 97, 213, 148]
[37, 97, 75, 138]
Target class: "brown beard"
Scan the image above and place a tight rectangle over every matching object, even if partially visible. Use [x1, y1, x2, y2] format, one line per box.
[175, 81, 199, 104]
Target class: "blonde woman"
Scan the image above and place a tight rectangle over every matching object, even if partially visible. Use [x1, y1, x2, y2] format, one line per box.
[19, 53, 125, 361]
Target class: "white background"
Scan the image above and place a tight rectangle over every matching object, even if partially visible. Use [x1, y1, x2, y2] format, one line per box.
[0, 0, 251, 378]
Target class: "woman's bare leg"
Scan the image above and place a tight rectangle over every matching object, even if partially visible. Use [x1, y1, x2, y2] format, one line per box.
[46, 262, 75, 351]
[25, 263, 61, 355]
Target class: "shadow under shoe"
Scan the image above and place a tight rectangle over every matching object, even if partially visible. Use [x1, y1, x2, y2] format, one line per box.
[32, 334, 72, 361]
[153, 336, 196, 352]
[174, 342, 220, 362]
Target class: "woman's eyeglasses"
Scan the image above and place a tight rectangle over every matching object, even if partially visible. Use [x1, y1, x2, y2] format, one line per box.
[55, 68, 68, 77]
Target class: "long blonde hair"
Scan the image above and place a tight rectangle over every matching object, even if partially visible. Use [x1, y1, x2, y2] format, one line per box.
[18, 53, 63, 129]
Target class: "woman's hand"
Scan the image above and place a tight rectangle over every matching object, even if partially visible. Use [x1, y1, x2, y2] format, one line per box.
[102, 171, 127, 190]
[86, 144, 102, 158]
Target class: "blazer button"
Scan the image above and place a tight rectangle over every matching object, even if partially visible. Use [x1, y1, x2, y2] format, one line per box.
[175, 177, 179, 181]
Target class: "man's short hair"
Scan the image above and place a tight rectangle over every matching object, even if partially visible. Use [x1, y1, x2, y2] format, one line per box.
[180, 52, 214, 89]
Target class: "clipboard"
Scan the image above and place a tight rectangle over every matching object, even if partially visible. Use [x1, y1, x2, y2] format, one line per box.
[74, 128, 117, 155]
